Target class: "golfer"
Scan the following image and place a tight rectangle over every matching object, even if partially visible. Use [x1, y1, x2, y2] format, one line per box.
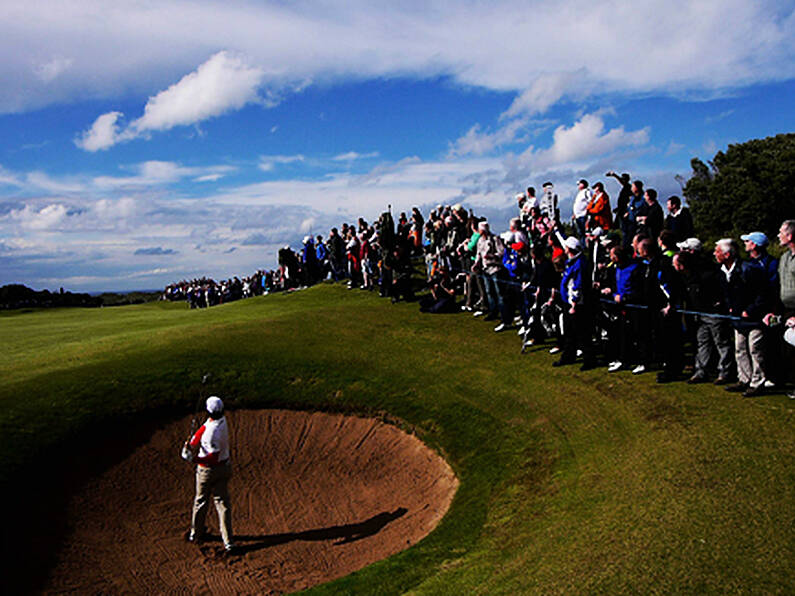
[183, 396, 235, 552]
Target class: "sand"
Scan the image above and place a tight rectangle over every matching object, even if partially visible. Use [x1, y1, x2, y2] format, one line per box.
[41, 409, 458, 594]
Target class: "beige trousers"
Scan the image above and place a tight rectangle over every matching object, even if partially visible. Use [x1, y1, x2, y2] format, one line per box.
[735, 327, 767, 388]
[191, 461, 233, 546]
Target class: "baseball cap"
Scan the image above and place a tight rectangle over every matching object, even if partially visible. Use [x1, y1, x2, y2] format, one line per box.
[588, 227, 604, 237]
[740, 232, 768, 246]
[564, 236, 581, 251]
[206, 396, 224, 415]
[676, 237, 702, 251]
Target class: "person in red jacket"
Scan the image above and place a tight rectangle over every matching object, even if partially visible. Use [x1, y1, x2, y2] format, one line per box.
[183, 396, 235, 552]
[586, 181, 612, 231]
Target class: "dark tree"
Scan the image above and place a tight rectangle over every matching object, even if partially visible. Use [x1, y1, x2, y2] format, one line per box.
[684, 133, 795, 239]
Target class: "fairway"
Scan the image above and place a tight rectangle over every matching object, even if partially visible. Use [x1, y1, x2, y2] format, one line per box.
[1, 284, 793, 594]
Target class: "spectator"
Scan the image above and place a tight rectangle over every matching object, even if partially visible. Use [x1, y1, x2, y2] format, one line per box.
[572, 179, 592, 241]
[603, 244, 644, 373]
[499, 219, 529, 333]
[715, 238, 771, 396]
[675, 248, 734, 385]
[540, 182, 559, 222]
[419, 262, 458, 314]
[586, 181, 612, 231]
[327, 227, 346, 281]
[474, 221, 507, 325]
[624, 180, 645, 249]
[636, 188, 664, 242]
[607, 171, 633, 245]
[764, 220, 795, 398]
[663, 195, 694, 242]
[553, 236, 596, 370]
[522, 244, 559, 348]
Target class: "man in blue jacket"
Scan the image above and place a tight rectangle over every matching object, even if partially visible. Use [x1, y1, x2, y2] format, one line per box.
[553, 236, 596, 370]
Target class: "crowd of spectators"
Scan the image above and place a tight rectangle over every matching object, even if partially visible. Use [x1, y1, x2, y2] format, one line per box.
[162, 272, 273, 308]
[163, 173, 795, 398]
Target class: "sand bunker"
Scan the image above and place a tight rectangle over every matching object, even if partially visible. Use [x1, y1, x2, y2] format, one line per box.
[43, 410, 458, 594]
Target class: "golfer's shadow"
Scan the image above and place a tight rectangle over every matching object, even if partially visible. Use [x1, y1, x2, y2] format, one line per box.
[232, 507, 408, 554]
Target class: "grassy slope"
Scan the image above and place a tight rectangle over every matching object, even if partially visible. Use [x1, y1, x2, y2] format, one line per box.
[1, 285, 793, 594]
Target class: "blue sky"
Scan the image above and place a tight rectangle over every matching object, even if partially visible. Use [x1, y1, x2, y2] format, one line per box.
[1, 1, 794, 291]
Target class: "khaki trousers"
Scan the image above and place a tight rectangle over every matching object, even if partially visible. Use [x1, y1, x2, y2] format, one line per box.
[191, 461, 233, 546]
[735, 327, 767, 388]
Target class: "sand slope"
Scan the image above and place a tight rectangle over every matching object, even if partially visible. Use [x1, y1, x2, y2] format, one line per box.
[45, 410, 458, 594]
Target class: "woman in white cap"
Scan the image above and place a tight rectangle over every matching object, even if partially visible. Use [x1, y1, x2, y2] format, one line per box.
[183, 396, 234, 552]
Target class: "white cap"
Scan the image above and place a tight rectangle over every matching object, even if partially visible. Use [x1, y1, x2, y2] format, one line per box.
[676, 237, 702, 251]
[589, 227, 604, 237]
[564, 236, 582, 252]
[206, 396, 224, 415]
[303, 235, 312, 244]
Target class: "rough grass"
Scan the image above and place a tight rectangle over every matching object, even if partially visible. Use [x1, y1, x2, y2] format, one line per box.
[1, 284, 793, 594]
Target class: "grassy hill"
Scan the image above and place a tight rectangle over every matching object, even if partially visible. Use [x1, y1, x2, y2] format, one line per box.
[1, 284, 793, 594]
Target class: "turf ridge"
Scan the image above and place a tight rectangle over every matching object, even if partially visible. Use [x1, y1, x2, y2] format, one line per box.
[1, 284, 793, 594]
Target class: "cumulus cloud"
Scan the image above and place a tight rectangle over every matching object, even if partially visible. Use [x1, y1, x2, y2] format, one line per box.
[76, 52, 265, 151]
[75, 111, 125, 152]
[449, 117, 539, 157]
[131, 51, 264, 133]
[7, 203, 70, 230]
[516, 113, 650, 172]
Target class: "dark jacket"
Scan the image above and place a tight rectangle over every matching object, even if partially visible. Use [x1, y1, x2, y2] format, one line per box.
[663, 207, 694, 241]
[637, 201, 664, 241]
[719, 259, 769, 328]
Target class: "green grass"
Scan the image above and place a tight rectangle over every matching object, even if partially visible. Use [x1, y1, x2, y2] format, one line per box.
[1, 285, 793, 594]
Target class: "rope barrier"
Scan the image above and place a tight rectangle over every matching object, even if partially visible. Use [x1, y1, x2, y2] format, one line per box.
[434, 258, 746, 323]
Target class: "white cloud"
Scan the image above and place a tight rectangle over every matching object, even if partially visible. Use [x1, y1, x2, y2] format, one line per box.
[75, 111, 125, 152]
[666, 140, 685, 155]
[1, 2, 792, 115]
[25, 171, 86, 193]
[76, 52, 265, 151]
[34, 56, 73, 82]
[7, 203, 69, 230]
[0, 165, 22, 186]
[93, 161, 235, 187]
[258, 154, 305, 171]
[449, 117, 539, 157]
[195, 173, 224, 182]
[705, 109, 736, 124]
[516, 113, 650, 171]
[130, 51, 263, 133]
[332, 151, 379, 161]
[502, 72, 580, 119]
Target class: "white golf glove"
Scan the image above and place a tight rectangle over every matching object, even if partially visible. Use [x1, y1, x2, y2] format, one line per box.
[181, 444, 195, 463]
